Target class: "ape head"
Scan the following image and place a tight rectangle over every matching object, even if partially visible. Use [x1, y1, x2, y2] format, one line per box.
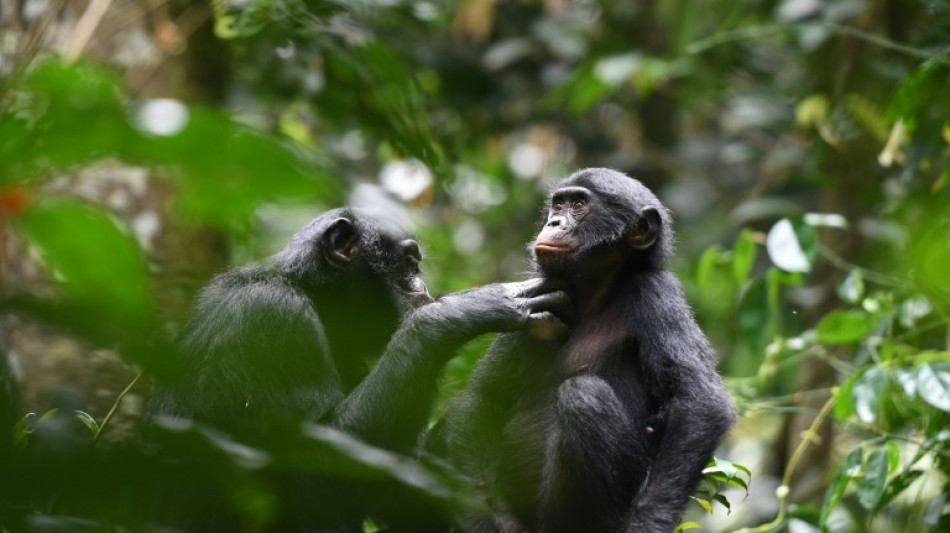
[269, 208, 432, 377]
[532, 168, 674, 276]
[276, 208, 431, 309]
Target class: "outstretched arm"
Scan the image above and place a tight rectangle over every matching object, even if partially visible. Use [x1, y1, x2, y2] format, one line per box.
[330, 279, 569, 453]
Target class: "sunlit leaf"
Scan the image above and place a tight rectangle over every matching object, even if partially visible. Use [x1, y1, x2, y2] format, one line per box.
[766, 218, 816, 273]
[893, 367, 917, 398]
[915, 362, 950, 413]
[674, 521, 702, 532]
[694, 497, 712, 513]
[851, 367, 888, 424]
[796, 94, 829, 128]
[898, 295, 932, 329]
[837, 270, 864, 304]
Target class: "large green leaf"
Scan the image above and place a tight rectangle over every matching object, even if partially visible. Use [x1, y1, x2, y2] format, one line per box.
[1, 59, 338, 228]
[14, 200, 153, 331]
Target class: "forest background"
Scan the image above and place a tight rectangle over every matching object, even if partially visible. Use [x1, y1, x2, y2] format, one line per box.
[0, 0, 948, 531]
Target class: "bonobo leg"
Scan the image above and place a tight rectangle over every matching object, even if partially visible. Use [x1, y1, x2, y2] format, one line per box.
[540, 375, 650, 533]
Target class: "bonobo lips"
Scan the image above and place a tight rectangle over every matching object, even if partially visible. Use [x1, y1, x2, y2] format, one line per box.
[534, 241, 573, 254]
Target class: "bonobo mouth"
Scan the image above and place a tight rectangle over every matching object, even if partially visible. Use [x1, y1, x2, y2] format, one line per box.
[533, 241, 573, 254]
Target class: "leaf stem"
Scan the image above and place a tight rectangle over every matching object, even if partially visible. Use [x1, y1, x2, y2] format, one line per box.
[93, 372, 141, 445]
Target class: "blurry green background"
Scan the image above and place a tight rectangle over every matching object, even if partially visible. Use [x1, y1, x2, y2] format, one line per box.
[1, 0, 949, 531]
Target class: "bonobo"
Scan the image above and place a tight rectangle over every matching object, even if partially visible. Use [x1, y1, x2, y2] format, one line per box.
[148, 208, 569, 530]
[428, 169, 737, 533]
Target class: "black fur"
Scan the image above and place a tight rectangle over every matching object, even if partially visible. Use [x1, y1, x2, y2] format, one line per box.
[148, 207, 570, 531]
[428, 168, 737, 533]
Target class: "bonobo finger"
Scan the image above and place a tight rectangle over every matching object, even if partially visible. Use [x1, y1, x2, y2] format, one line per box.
[526, 290, 575, 326]
[522, 276, 567, 297]
[526, 312, 569, 342]
[503, 277, 544, 298]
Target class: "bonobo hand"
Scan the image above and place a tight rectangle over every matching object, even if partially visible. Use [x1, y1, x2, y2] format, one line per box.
[500, 277, 574, 340]
[430, 277, 572, 341]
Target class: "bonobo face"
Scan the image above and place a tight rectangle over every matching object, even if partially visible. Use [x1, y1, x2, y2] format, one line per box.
[534, 186, 591, 258]
[532, 168, 669, 276]
[395, 237, 432, 309]
[363, 222, 432, 311]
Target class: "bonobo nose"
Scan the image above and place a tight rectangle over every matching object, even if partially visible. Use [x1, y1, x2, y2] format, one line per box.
[547, 217, 563, 227]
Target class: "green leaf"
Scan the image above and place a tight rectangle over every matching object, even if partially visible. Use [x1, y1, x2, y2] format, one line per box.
[885, 441, 900, 475]
[14, 200, 153, 332]
[820, 446, 862, 525]
[732, 229, 758, 285]
[816, 310, 871, 345]
[74, 410, 99, 434]
[893, 367, 917, 398]
[834, 375, 858, 421]
[837, 270, 865, 304]
[674, 522, 702, 532]
[856, 447, 888, 510]
[873, 469, 924, 515]
[898, 295, 932, 328]
[711, 493, 731, 513]
[915, 361, 950, 412]
[693, 497, 713, 514]
[851, 367, 889, 424]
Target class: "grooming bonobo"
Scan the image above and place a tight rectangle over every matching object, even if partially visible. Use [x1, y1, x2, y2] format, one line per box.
[148, 208, 569, 530]
[428, 168, 737, 533]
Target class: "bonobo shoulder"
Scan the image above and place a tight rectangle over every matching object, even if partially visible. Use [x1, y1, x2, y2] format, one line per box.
[184, 267, 322, 346]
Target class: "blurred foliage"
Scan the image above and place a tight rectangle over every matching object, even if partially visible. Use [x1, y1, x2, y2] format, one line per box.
[1, 0, 950, 531]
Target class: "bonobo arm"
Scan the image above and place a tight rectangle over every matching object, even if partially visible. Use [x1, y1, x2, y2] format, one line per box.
[625, 273, 736, 533]
[331, 279, 569, 453]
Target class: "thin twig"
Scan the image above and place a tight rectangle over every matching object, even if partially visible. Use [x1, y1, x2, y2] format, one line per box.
[687, 22, 950, 65]
[818, 244, 910, 288]
[93, 372, 141, 444]
[63, 0, 114, 62]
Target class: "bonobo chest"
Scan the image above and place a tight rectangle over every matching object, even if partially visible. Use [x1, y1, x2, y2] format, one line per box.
[554, 311, 636, 376]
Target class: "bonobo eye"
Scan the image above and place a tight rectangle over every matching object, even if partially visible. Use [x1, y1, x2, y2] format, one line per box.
[570, 200, 587, 215]
[552, 201, 565, 213]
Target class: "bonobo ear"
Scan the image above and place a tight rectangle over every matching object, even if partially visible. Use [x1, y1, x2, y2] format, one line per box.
[324, 217, 359, 268]
[627, 207, 661, 250]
